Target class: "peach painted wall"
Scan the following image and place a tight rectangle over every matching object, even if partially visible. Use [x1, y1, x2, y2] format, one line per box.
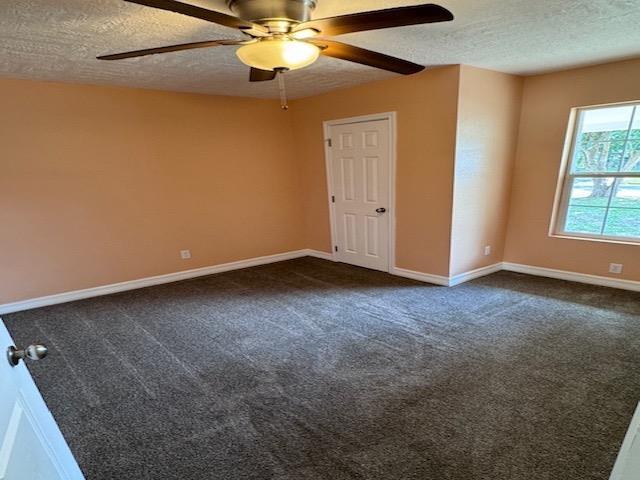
[504, 58, 640, 281]
[4, 58, 636, 305]
[450, 66, 523, 276]
[0, 78, 304, 303]
[291, 66, 461, 277]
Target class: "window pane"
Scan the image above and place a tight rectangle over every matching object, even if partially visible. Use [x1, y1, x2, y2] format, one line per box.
[565, 178, 610, 235]
[630, 107, 640, 140]
[610, 178, 640, 208]
[565, 206, 607, 234]
[572, 106, 634, 174]
[572, 141, 626, 173]
[566, 178, 640, 239]
[621, 106, 640, 172]
[581, 106, 633, 141]
[622, 138, 640, 172]
[568, 177, 614, 207]
[603, 208, 640, 238]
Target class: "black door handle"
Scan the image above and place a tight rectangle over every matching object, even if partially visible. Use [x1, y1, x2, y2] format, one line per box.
[375, 208, 387, 214]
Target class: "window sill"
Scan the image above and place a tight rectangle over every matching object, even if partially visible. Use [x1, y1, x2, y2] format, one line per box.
[549, 232, 640, 247]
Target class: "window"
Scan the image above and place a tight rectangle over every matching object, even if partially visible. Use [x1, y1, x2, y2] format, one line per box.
[553, 102, 640, 242]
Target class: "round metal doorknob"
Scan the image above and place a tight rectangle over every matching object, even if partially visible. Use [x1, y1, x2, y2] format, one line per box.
[25, 344, 48, 360]
[7, 344, 48, 367]
[375, 207, 387, 214]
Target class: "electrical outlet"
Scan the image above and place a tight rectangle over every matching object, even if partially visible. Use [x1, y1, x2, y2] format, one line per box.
[484, 245, 492, 256]
[180, 250, 192, 260]
[609, 263, 623, 274]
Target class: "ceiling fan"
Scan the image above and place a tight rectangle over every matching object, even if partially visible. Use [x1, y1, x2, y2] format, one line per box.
[98, 0, 454, 81]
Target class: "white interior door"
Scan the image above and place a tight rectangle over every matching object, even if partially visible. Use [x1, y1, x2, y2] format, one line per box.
[0, 320, 84, 480]
[328, 118, 392, 272]
[610, 403, 640, 480]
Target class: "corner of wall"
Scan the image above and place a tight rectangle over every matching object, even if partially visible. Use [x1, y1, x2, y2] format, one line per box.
[446, 64, 465, 278]
[449, 66, 525, 278]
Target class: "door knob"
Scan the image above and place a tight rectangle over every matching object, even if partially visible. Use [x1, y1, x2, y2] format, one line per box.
[7, 344, 48, 367]
[375, 207, 387, 214]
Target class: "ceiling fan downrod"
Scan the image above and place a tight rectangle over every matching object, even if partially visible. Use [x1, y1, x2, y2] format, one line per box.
[227, 0, 317, 24]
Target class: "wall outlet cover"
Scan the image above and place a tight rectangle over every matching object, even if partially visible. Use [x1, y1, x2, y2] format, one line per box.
[609, 263, 623, 274]
[484, 246, 492, 256]
[180, 250, 192, 260]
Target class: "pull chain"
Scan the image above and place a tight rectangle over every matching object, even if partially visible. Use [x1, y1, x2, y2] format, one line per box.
[275, 67, 289, 110]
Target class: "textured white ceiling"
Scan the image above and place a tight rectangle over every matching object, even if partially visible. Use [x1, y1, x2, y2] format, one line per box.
[1, 0, 639, 99]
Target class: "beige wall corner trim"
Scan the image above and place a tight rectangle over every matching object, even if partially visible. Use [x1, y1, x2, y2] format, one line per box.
[0, 250, 325, 315]
[502, 263, 640, 292]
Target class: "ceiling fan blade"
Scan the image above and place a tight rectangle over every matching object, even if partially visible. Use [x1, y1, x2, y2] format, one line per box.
[310, 39, 424, 75]
[123, 0, 267, 34]
[250, 68, 277, 82]
[294, 4, 453, 37]
[97, 40, 244, 60]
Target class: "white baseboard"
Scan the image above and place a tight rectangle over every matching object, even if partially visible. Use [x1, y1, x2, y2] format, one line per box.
[0, 249, 319, 315]
[392, 261, 640, 291]
[305, 249, 334, 261]
[392, 263, 501, 287]
[502, 262, 640, 292]
[449, 263, 503, 287]
[390, 267, 450, 286]
[2, 254, 637, 315]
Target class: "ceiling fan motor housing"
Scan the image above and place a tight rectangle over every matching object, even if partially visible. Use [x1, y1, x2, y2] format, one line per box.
[227, 0, 317, 24]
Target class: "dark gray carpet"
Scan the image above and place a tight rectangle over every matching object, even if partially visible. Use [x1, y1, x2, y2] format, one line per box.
[4, 257, 640, 479]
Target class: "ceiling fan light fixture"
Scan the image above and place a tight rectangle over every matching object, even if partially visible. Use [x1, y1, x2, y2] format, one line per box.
[236, 38, 320, 71]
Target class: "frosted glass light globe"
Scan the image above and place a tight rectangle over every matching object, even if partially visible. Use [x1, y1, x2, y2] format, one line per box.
[237, 38, 320, 71]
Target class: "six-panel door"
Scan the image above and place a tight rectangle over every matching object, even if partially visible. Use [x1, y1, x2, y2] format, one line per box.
[329, 118, 391, 272]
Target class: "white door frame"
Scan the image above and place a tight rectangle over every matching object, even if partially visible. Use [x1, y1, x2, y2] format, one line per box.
[323, 111, 397, 272]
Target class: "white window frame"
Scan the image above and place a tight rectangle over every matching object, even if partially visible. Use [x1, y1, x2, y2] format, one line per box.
[550, 100, 640, 245]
